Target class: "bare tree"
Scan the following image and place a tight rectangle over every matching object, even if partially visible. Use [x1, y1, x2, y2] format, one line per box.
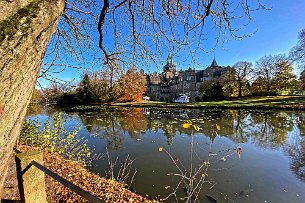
[254, 55, 283, 95]
[233, 61, 253, 97]
[97, 0, 270, 68]
[290, 28, 305, 69]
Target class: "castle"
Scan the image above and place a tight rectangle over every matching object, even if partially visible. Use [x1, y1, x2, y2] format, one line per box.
[145, 55, 232, 102]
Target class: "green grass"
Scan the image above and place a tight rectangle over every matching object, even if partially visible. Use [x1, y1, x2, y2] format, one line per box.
[109, 96, 305, 110]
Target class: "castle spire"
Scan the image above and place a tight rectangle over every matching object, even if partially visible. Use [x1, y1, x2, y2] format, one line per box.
[167, 54, 173, 65]
[210, 57, 218, 67]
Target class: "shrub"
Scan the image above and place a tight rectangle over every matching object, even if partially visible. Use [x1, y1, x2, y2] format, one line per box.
[20, 112, 93, 166]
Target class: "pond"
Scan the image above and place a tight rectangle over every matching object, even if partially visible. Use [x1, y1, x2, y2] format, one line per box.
[26, 105, 305, 203]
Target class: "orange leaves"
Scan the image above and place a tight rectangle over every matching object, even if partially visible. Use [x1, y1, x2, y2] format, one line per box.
[40, 151, 154, 202]
[116, 67, 146, 102]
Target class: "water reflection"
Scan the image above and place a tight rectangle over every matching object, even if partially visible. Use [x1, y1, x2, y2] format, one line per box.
[26, 105, 305, 202]
[70, 108, 297, 149]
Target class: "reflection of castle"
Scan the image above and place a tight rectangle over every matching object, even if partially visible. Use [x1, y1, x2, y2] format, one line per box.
[145, 55, 232, 102]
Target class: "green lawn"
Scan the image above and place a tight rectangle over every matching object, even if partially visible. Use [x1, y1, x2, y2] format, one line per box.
[110, 96, 305, 110]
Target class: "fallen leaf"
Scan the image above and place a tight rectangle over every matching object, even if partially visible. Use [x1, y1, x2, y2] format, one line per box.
[215, 124, 220, 131]
[182, 123, 191, 128]
[193, 125, 200, 131]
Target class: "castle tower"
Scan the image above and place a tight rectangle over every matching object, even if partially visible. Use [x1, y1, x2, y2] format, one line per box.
[163, 54, 176, 72]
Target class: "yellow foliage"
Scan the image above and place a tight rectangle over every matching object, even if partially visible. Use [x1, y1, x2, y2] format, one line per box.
[215, 124, 220, 131]
[193, 125, 200, 131]
[182, 123, 191, 128]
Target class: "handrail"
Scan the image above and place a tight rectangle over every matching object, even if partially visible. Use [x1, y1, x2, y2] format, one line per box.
[31, 160, 104, 203]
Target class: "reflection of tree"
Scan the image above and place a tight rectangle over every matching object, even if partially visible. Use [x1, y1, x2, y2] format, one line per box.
[26, 103, 44, 116]
[199, 110, 235, 141]
[118, 108, 147, 141]
[79, 112, 94, 132]
[285, 136, 305, 181]
[231, 109, 249, 142]
[297, 112, 305, 136]
[26, 103, 62, 117]
[52, 107, 297, 152]
[249, 111, 293, 148]
[77, 109, 124, 151]
[103, 116, 124, 151]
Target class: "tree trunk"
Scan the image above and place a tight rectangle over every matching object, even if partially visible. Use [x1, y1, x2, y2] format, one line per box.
[0, 0, 65, 197]
[238, 82, 242, 97]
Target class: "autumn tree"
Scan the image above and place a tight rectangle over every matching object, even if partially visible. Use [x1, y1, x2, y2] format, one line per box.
[300, 70, 305, 90]
[31, 89, 43, 103]
[90, 70, 112, 102]
[251, 76, 266, 96]
[273, 59, 298, 93]
[254, 55, 283, 95]
[116, 67, 146, 102]
[233, 61, 253, 97]
[221, 68, 238, 97]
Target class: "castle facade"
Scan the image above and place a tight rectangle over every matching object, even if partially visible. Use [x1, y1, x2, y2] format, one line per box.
[145, 55, 232, 102]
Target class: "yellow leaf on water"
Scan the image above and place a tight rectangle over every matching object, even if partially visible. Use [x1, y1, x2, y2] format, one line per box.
[215, 124, 220, 131]
[182, 123, 191, 128]
[193, 125, 200, 131]
[159, 147, 163, 152]
[238, 151, 241, 159]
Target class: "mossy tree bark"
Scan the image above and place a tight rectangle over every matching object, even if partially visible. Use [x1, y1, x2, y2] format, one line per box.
[0, 0, 65, 197]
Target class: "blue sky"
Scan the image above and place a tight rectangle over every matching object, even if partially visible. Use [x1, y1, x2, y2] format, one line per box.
[39, 0, 305, 88]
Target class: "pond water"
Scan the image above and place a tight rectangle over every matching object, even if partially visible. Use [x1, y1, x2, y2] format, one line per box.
[26, 105, 305, 203]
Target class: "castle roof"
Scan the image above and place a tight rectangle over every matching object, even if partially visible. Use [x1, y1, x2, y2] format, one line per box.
[210, 58, 218, 67]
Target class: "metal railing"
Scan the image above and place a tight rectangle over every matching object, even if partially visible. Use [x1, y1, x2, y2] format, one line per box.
[30, 161, 103, 203]
[15, 150, 104, 203]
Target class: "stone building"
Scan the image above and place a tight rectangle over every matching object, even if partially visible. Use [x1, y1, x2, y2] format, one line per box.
[146, 56, 231, 102]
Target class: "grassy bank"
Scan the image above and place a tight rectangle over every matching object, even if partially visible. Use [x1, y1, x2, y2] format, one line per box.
[66, 96, 305, 111]
[107, 96, 305, 110]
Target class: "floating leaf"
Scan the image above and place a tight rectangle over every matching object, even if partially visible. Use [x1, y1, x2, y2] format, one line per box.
[159, 147, 163, 152]
[193, 125, 200, 131]
[182, 123, 191, 128]
[215, 124, 220, 131]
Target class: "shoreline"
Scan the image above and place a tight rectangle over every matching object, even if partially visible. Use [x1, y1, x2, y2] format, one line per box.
[58, 96, 305, 111]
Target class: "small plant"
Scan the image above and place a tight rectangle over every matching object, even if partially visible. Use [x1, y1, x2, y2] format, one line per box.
[20, 112, 93, 166]
[160, 120, 238, 202]
[104, 148, 137, 187]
